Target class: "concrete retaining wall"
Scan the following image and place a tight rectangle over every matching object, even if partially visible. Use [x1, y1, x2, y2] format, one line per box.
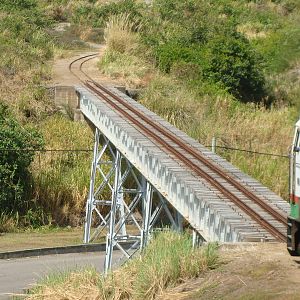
[47, 85, 84, 121]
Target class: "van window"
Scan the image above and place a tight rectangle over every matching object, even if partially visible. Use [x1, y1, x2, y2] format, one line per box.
[295, 130, 300, 149]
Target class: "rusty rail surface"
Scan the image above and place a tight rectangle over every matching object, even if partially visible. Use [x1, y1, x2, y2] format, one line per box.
[69, 54, 287, 242]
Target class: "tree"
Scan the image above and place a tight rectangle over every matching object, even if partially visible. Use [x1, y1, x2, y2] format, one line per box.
[203, 31, 266, 102]
[0, 104, 44, 212]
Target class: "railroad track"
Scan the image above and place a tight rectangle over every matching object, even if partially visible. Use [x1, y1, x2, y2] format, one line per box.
[70, 54, 287, 242]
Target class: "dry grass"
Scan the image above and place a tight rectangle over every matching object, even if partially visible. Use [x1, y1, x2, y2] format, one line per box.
[30, 115, 94, 226]
[246, 0, 296, 16]
[0, 227, 84, 252]
[0, 212, 18, 233]
[0, 68, 54, 123]
[169, 243, 300, 300]
[99, 44, 294, 199]
[26, 232, 219, 300]
[99, 51, 153, 88]
[99, 13, 153, 89]
[104, 13, 139, 54]
[237, 22, 269, 39]
[97, 4, 298, 199]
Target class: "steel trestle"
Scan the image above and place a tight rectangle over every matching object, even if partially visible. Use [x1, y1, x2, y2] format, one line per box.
[83, 129, 185, 274]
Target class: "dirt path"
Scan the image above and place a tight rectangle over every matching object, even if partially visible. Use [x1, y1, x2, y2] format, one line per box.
[51, 44, 118, 87]
[161, 243, 300, 300]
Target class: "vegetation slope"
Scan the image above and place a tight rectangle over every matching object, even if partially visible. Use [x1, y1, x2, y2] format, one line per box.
[94, 0, 300, 199]
[1, 1, 300, 299]
[1, 0, 300, 231]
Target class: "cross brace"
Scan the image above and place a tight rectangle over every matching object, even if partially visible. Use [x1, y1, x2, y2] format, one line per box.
[84, 129, 184, 274]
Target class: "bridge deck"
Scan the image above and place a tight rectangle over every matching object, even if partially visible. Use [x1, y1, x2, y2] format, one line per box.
[77, 85, 289, 242]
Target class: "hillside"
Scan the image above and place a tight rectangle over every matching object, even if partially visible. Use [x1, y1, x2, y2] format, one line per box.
[1, 0, 299, 231]
[1, 0, 300, 299]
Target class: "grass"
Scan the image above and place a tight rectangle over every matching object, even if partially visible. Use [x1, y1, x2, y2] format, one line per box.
[0, 1, 111, 230]
[30, 114, 94, 226]
[101, 41, 294, 199]
[25, 231, 219, 300]
[95, 0, 300, 200]
[0, 113, 96, 231]
[99, 50, 153, 88]
[0, 227, 84, 252]
[99, 13, 153, 89]
[104, 13, 139, 54]
[1, 0, 299, 229]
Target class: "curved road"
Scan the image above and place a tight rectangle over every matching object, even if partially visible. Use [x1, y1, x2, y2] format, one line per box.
[0, 252, 120, 299]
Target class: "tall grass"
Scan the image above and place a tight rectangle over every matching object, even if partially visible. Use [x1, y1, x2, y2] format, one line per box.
[99, 13, 152, 88]
[29, 114, 116, 226]
[0, 212, 19, 233]
[99, 50, 152, 88]
[30, 115, 94, 226]
[104, 13, 139, 54]
[26, 231, 219, 300]
[32, 151, 92, 226]
[96, 0, 300, 201]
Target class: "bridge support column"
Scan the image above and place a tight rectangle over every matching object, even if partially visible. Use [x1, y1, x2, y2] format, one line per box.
[105, 150, 121, 273]
[192, 230, 205, 248]
[84, 129, 188, 275]
[84, 128, 100, 244]
[141, 179, 153, 249]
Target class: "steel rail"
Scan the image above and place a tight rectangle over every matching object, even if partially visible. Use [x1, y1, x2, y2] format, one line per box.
[69, 53, 99, 81]
[70, 56, 287, 242]
[93, 81, 287, 225]
[86, 81, 286, 242]
[78, 61, 287, 227]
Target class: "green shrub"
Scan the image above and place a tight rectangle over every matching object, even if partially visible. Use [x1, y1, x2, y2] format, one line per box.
[73, 0, 144, 28]
[155, 43, 200, 73]
[0, 13, 54, 78]
[254, 26, 300, 73]
[0, 0, 37, 11]
[138, 0, 267, 102]
[152, 32, 265, 101]
[0, 104, 44, 213]
[202, 31, 266, 101]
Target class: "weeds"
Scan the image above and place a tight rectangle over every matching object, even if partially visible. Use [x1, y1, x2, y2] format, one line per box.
[99, 13, 152, 88]
[26, 231, 219, 300]
[104, 13, 140, 54]
[29, 115, 94, 226]
[96, 0, 300, 199]
[0, 212, 19, 233]
[99, 50, 152, 88]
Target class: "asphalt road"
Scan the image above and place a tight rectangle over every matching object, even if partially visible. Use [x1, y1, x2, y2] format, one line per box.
[0, 252, 114, 299]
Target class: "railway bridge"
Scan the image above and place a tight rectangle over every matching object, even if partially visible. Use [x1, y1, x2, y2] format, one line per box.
[70, 54, 289, 274]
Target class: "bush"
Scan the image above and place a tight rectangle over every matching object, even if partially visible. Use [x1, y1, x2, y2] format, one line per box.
[0, 104, 44, 213]
[0, 0, 37, 11]
[152, 31, 266, 101]
[139, 0, 267, 102]
[155, 43, 200, 73]
[202, 31, 266, 101]
[73, 0, 143, 28]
